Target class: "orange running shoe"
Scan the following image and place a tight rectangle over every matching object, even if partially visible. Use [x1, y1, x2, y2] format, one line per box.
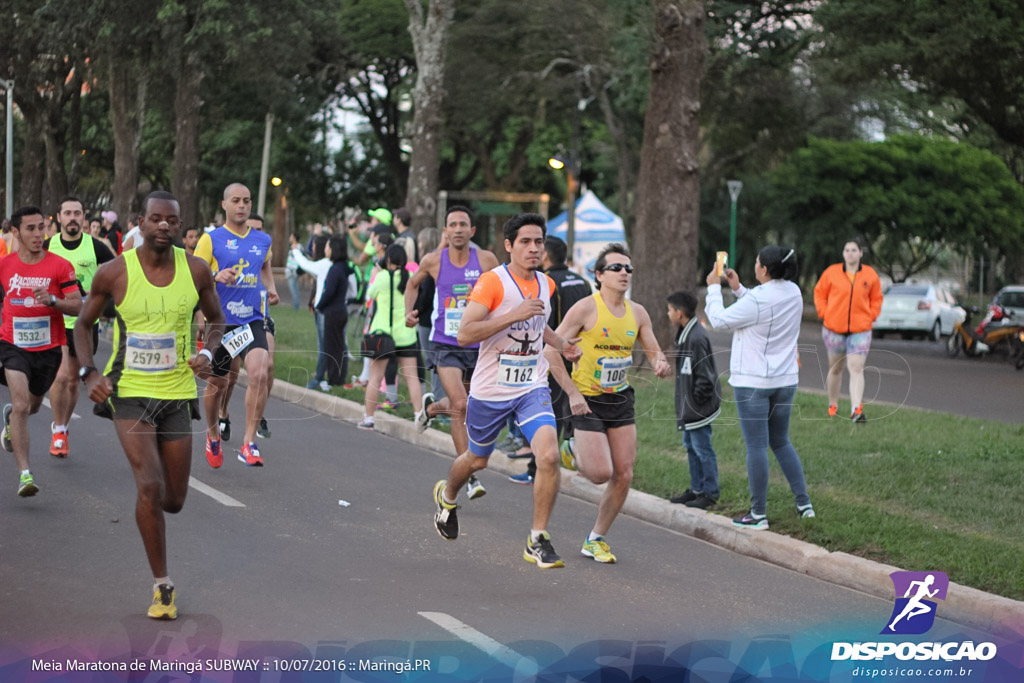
[827, 403, 838, 418]
[205, 436, 223, 468]
[49, 427, 69, 458]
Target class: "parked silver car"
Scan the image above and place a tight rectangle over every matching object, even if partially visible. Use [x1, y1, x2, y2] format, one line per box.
[874, 283, 966, 341]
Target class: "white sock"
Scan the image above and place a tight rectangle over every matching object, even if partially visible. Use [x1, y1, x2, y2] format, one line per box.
[153, 577, 172, 590]
[53, 424, 67, 434]
[531, 529, 547, 542]
[20, 469, 30, 476]
[442, 491, 457, 506]
[587, 531, 604, 542]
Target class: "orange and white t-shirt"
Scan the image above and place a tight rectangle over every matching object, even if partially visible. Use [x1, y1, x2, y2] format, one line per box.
[467, 266, 554, 402]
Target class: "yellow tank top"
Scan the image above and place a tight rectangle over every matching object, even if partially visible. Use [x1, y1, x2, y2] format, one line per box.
[571, 293, 638, 396]
[105, 248, 200, 399]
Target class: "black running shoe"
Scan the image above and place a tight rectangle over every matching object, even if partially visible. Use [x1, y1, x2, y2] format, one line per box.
[433, 480, 459, 540]
[219, 417, 231, 441]
[257, 417, 271, 438]
[523, 532, 564, 569]
[2, 403, 12, 453]
[670, 489, 698, 505]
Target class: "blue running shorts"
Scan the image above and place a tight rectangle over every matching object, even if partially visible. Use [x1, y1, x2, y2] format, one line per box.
[466, 387, 557, 457]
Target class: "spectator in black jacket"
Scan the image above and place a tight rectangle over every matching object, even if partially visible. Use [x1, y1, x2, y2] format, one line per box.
[667, 291, 722, 509]
[507, 236, 593, 484]
[317, 235, 351, 386]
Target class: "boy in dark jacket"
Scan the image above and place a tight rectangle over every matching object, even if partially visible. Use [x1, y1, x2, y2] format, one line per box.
[667, 291, 722, 509]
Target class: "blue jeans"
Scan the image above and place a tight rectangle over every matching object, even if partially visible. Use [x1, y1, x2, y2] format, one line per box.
[733, 385, 810, 516]
[683, 424, 719, 499]
[313, 310, 327, 383]
[286, 269, 300, 310]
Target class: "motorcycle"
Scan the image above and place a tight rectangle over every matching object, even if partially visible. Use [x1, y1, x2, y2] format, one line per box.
[946, 304, 1024, 369]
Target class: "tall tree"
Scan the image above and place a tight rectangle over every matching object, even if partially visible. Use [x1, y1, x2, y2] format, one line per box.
[633, 0, 706, 346]
[403, 0, 455, 230]
[0, 1, 88, 211]
[766, 136, 1024, 282]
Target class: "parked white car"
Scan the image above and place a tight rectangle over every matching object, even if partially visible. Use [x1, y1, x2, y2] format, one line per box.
[874, 283, 966, 341]
[992, 285, 1024, 323]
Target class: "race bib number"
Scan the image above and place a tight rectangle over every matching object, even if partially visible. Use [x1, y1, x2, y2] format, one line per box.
[598, 356, 632, 389]
[444, 308, 464, 337]
[12, 316, 51, 349]
[498, 353, 539, 388]
[223, 324, 255, 358]
[126, 332, 177, 372]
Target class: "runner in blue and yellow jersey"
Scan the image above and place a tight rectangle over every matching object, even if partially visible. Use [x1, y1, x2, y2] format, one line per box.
[75, 190, 226, 620]
[194, 183, 278, 468]
[545, 243, 671, 564]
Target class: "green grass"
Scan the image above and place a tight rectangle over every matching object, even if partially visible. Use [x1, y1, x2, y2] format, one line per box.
[269, 306, 1024, 600]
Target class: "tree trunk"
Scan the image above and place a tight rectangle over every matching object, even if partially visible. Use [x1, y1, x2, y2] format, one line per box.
[108, 59, 145, 224]
[41, 121, 68, 212]
[172, 50, 203, 229]
[18, 113, 44, 209]
[403, 0, 455, 231]
[633, 0, 706, 349]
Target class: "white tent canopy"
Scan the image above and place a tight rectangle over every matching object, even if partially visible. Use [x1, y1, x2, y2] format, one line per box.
[548, 190, 627, 281]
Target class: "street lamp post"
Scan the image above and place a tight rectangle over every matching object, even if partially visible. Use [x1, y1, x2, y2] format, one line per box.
[0, 79, 13, 219]
[548, 155, 579, 263]
[727, 180, 743, 267]
[257, 112, 274, 218]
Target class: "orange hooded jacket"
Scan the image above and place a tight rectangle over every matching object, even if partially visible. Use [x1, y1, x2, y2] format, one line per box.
[813, 263, 883, 334]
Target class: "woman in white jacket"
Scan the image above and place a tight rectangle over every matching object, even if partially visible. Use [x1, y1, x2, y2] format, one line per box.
[704, 245, 814, 530]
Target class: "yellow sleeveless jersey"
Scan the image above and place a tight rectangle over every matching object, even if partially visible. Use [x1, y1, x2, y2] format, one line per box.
[105, 248, 199, 399]
[571, 293, 638, 396]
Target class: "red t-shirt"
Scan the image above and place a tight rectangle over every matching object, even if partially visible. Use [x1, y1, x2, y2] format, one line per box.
[0, 251, 79, 350]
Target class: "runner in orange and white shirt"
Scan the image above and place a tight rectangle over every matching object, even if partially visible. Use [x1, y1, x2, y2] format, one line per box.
[431, 213, 582, 569]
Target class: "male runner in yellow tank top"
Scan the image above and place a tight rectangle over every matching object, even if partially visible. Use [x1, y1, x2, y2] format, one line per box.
[74, 190, 226, 620]
[545, 243, 671, 564]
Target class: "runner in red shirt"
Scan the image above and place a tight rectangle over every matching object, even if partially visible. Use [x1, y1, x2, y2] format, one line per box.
[0, 206, 82, 497]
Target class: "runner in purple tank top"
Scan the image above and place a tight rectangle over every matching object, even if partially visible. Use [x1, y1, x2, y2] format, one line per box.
[405, 206, 500, 499]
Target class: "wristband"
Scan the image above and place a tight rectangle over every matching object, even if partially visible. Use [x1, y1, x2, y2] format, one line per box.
[198, 348, 214, 362]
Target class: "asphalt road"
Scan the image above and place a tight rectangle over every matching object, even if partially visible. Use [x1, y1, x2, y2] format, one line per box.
[707, 322, 1024, 424]
[0, 337, 1013, 682]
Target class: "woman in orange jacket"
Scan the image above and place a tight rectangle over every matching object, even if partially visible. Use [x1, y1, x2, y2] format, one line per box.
[813, 239, 883, 422]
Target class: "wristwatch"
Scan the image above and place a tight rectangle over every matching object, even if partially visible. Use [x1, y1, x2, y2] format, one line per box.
[79, 366, 97, 382]
[48, 294, 56, 307]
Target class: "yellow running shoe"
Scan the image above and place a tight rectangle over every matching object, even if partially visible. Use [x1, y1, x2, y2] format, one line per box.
[147, 584, 177, 620]
[559, 438, 577, 471]
[581, 537, 617, 564]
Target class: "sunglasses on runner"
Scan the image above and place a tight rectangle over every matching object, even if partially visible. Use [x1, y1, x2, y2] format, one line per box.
[600, 263, 634, 273]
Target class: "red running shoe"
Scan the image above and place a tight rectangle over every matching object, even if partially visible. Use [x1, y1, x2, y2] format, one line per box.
[205, 436, 223, 469]
[238, 442, 264, 467]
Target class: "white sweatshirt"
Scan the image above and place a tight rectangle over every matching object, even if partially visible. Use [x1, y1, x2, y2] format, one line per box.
[704, 280, 802, 389]
[290, 249, 332, 308]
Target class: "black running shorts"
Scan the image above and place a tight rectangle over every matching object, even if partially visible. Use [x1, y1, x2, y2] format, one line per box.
[570, 386, 636, 433]
[66, 324, 99, 360]
[108, 395, 200, 442]
[212, 322, 269, 375]
[0, 342, 63, 397]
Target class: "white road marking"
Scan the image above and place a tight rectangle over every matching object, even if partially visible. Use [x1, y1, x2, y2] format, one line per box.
[869, 367, 907, 377]
[41, 397, 80, 419]
[418, 612, 528, 672]
[189, 476, 245, 507]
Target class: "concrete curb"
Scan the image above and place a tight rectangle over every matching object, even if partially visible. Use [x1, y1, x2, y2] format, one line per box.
[255, 374, 1024, 641]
